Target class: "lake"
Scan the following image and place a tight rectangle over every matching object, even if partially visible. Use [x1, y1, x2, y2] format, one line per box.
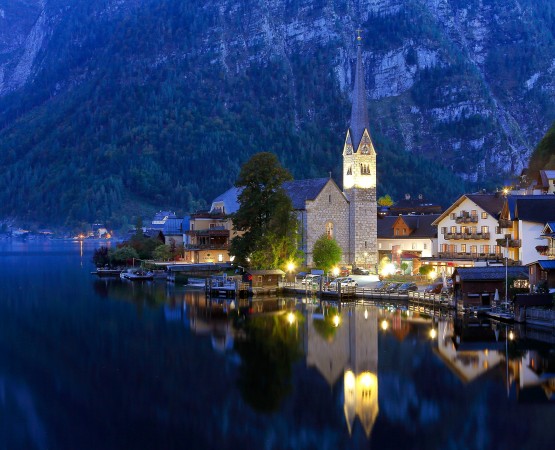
[1, 240, 554, 450]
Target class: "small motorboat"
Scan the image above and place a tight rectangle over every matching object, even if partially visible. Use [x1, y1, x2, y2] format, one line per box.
[120, 269, 154, 281]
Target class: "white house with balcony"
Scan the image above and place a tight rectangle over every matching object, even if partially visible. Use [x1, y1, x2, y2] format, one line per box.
[424, 193, 506, 274]
[498, 195, 555, 265]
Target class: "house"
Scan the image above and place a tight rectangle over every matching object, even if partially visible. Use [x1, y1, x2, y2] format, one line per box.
[452, 266, 529, 307]
[162, 217, 186, 247]
[377, 214, 439, 274]
[424, 193, 506, 275]
[245, 269, 285, 288]
[536, 169, 555, 194]
[498, 196, 555, 265]
[184, 206, 234, 264]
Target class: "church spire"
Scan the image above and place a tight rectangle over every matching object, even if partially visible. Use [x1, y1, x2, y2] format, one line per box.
[349, 32, 370, 152]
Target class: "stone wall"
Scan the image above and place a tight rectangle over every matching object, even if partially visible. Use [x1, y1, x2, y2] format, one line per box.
[346, 187, 378, 268]
[305, 181, 350, 265]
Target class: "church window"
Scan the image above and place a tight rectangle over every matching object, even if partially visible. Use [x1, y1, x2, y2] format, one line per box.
[347, 166, 352, 175]
[329, 194, 331, 203]
[325, 222, 334, 239]
[360, 164, 371, 175]
[361, 145, 369, 155]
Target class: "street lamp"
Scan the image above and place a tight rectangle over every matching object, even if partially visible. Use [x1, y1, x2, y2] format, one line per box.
[287, 261, 295, 286]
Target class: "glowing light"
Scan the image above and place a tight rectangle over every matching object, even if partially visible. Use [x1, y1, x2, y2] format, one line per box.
[429, 270, 437, 280]
[345, 370, 356, 389]
[429, 328, 437, 339]
[380, 319, 389, 331]
[360, 372, 376, 389]
[287, 312, 295, 325]
[332, 267, 340, 277]
[508, 330, 514, 341]
[381, 263, 396, 277]
[332, 315, 341, 327]
[364, 309, 368, 320]
[287, 262, 295, 273]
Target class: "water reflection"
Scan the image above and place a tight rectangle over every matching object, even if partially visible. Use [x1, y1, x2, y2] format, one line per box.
[87, 278, 555, 444]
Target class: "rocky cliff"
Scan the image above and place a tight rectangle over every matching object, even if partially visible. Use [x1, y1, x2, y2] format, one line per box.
[1, 0, 554, 226]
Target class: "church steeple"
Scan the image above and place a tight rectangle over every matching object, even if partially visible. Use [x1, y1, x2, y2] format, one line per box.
[349, 33, 370, 152]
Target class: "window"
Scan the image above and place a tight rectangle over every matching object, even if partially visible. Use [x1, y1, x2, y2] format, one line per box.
[325, 222, 334, 239]
[470, 226, 477, 234]
[461, 226, 467, 234]
[481, 226, 489, 234]
[347, 166, 352, 175]
[450, 213, 456, 220]
[441, 244, 448, 252]
[481, 245, 490, 253]
[481, 212, 488, 219]
[218, 254, 223, 262]
[470, 245, 477, 254]
[360, 164, 371, 175]
[378, 243, 382, 249]
[461, 244, 467, 253]
[424, 244, 427, 250]
[494, 245, 500, 254]
[495, 226, 502, 234]
[471, 210, 477, 217]
[209, 223, 218, 229]
[450, 226, 457, 233]
[191, 223, 195, 230]
[329, 194, 332, 203]
[412, 243, 417, 250]
[441, 227, 447, 234]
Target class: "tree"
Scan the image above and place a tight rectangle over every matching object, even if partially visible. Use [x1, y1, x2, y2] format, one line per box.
[92, 246, 110, 267]
[109, 245, 139, 264]
[312, 234, 342, 272]
[378, 194, 394, 206]
[152, 244, 171, 261]
[230, 152, 299, 268]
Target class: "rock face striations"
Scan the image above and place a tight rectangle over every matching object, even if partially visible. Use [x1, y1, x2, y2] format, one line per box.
[0, 0, 554, 224]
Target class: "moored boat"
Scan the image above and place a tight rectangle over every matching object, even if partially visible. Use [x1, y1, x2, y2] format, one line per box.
[120, 269, 154, 281]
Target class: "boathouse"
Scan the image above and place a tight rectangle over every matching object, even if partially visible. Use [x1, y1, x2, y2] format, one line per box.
[452, 266, 529, 307]
[245, 269, 285, 288]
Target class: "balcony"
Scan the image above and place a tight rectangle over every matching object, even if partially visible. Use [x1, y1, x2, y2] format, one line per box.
[496, 238, 521, 248]
[445, 232, 491, 240]
[455, 215, 479, 224]
[437, 252, 504, 260]
[186, 228, 230, 237]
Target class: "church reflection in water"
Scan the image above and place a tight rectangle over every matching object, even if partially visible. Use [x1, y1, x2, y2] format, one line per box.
[305, 305, 379, 437]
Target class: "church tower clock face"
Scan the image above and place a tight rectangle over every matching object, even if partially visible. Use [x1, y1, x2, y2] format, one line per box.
[342, 32, 378, 269]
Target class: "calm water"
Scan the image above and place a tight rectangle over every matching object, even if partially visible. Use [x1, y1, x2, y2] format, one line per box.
[1, 240, 554, 450]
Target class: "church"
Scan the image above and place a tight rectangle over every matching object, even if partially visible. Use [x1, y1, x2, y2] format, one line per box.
[196, 36, 378, 269]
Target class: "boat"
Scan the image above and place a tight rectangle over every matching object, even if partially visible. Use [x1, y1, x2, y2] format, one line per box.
[120, 269, 154, 281]
[91, 268, 123, 277]
[184, 278, 207, 289]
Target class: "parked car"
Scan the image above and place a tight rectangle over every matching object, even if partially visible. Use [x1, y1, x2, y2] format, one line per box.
[352, 267, 370, 275]
[397, 282, 418, 294]
[386, 282, 402, 293]
[301, 274, 321, 287]
[373, 281, 390, 292]
[339, 266, 350, 277]
[329, 277, 358, 290]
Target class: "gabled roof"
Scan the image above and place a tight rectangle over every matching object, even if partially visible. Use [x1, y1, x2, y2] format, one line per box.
[282, 178, 344, 210]
[514, 197, 555, 223]
[163, 218, 183, 234]
[378, 214, 439, 239]
[432, 194, 504, 226]
[210, 186, 241, 215]
[453, 266, 528, 281]
[537, 260, 555, 270]
[211, 178, 342, 214]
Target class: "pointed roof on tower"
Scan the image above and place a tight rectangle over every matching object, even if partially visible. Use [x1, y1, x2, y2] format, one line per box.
[349, 33, 370, 151]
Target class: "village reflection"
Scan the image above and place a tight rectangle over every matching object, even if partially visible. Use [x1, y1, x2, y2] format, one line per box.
[92, 279, 555, 434]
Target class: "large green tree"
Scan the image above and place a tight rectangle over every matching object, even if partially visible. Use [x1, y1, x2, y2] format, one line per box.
[312, 234, 342, 272]
[230, 152, 299, 269]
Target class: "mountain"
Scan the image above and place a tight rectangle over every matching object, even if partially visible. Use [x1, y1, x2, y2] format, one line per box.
[1, 0, 554, 228]
[529, 120, 555, 177]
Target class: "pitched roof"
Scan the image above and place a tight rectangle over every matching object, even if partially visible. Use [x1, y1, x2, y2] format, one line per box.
[453, 266, 528, 281]
[349, 40, 370, 151]
[465, 194, 504, 217]
[539, 170, 555, 188]
[514, 197, 555, 223]
[211, 178, 337, 214]
[537, 260, 555, 270]
[377, 214, 439, 239]
[210, 186, 241, 215]
[282, 178, 332, 209]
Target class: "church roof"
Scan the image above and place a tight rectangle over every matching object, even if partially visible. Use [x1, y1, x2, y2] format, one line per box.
[210, 178, 335, 214]
[282, 178, 331, 209]
[349, 40, 370, 151]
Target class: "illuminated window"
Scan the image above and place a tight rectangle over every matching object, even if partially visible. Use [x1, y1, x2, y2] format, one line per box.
[325, 222, 334, 239]
[481, 212, 488, 219]
[218, 254, 223, 262]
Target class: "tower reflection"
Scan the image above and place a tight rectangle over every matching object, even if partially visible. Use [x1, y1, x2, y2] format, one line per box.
[306, 304, 378, 437]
